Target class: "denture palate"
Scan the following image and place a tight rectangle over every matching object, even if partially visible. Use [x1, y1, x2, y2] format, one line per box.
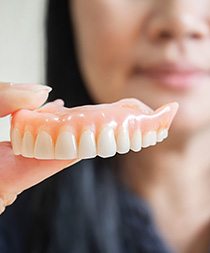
[10, 98, 178, 160]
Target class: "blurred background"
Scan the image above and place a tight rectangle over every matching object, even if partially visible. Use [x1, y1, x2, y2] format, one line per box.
[0, 0, 46, 141]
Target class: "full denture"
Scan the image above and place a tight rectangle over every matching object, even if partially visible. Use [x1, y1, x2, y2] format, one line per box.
[10, 98, 178, 160]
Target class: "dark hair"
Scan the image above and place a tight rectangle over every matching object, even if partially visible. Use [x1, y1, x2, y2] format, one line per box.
[26, 0, 123, 252]
[14, 1, 171, 252]
[47, 0, 92, 107]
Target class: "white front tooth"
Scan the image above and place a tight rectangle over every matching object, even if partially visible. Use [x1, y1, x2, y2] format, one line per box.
[11, 128, 22, 155]
[97, 126, 117, 158]
[142, 131, 157, 148]
[21, 131, 34, 158]
[157, 129, 168, 142]
[78, 129, 96, 159]
[130, 129, 142, 152]
[34, 131, 54, 159]
[116, 126, 130, 154]
[55, 131, 77, 159]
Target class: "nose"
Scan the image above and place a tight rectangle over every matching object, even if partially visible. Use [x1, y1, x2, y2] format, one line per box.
[147, 5, 209, 42]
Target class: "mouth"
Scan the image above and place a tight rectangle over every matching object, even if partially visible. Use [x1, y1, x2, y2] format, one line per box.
[132, 63, 210, 90]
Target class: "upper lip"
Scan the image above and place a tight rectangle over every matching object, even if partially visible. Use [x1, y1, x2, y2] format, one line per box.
[133, 62, 210, 75]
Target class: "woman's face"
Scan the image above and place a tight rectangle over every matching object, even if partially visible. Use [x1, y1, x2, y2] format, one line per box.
[71, 0, 210, 134]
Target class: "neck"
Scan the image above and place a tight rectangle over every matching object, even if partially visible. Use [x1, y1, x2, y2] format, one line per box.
[119, 127, 210, 253]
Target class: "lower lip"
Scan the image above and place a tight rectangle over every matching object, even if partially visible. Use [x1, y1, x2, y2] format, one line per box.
[134, 71, 210, 90]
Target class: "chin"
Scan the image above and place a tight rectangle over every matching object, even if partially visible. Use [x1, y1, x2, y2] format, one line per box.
[169, 109, 210, 138]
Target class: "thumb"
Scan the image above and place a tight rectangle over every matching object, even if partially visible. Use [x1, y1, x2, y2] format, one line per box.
[0, 142, 80, 213]
[0, 82, 52, 117]
[0, 142, 79, 195]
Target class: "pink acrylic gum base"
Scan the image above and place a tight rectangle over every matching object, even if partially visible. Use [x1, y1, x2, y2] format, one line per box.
[11, 98, 178, 144]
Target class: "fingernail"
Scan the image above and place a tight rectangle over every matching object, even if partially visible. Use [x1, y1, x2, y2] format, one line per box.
[0, 82, 52, 93]
[12, 83, 52, 93]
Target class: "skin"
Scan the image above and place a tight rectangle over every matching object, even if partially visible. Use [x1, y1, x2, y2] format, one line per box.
[0, 83, 79, 214]
[71, 0, 210, 252]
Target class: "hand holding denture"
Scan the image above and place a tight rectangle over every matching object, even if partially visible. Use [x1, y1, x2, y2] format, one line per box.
[0, 82, 79, 214]
[0, 82, 178, 215]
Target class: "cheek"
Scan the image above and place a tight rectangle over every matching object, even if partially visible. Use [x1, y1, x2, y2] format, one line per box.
[175, 90, 210, 133]
[72, 0, 148, 102]
[73, 1, 137, 58]
[145, 84, 210, 133]
[75, 6, 133, 73]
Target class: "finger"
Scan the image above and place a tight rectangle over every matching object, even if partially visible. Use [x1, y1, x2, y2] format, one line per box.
[0, 142, 80, 195]
[0, 82, 52, 117]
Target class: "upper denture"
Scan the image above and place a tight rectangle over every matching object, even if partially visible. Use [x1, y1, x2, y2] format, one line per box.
[10, 98, 178, 160]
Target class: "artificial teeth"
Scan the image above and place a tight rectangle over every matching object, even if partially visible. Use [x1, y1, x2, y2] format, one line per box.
[130, 129, 142, 152]
[11, 128, 22, 155]
[21, 130, 34, 158]
[142, 131, 157, 148]
[97, 126, 117, 158]
[34, 131, 54, 159]
[55, 131, 77, 159]
[78, 129, 96, 159]
[157, 129, 168, 142]
[116, 126, 130, 154]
